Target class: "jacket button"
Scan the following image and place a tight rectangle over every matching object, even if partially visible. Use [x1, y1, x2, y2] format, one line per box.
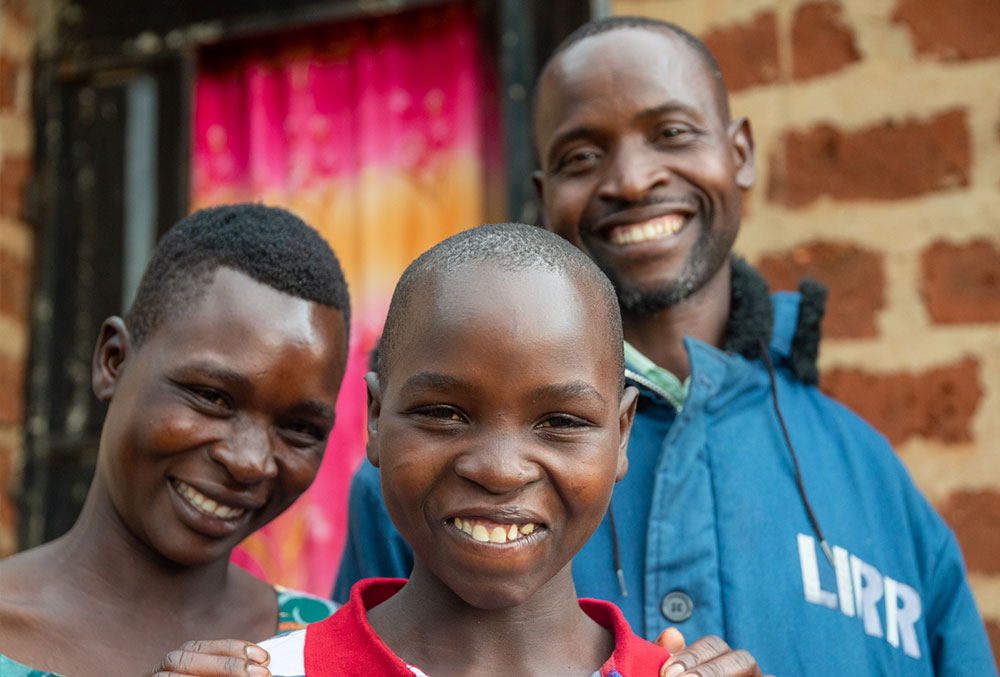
[660, 591, 693, 623]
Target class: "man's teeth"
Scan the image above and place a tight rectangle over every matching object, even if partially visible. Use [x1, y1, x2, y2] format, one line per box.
[609, 214, 685, 246]
[174, 480, 245, 520]
[452, 517, 537, 544]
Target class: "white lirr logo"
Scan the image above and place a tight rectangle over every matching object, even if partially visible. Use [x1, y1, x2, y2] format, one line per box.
[797, 534, 922, 659]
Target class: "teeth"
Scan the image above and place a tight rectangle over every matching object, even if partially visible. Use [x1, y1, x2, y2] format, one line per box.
[451, 518, 540, 544]
[174, 480, 245, 520]
[609, 214, 685, 246]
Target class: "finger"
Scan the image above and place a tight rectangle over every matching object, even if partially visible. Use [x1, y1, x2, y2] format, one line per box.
[150, 645, 271, 677]
[173, 639, 269, 664]
[656, 626, 687, 653]
[669, 649, 762, 677]
[660, 635, 732, 677]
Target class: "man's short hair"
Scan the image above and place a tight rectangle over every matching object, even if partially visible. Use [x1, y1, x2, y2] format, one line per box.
[126, 203, 351, 346]
[533, 15, 731, 134]
[379, 222, 624, 387]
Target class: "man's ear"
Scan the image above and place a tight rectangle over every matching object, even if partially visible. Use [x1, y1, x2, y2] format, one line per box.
[531, 170, 550, 229]
[92, 317, 132, 402]
[615, 386, 639, 482]
[364, 371, 383, 468]
[729, 117, 755, 190]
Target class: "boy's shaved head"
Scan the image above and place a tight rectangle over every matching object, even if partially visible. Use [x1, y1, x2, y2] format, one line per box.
[126, 203, 350, 347]
[379, 223, 624, 385]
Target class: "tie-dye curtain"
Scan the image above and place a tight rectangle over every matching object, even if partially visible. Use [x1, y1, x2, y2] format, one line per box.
[191, 2, 487, 595]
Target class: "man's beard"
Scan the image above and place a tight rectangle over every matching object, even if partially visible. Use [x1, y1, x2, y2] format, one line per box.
[600, 222, 735, 316]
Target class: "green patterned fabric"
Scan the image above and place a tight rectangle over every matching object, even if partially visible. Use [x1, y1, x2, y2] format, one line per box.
[0, 586, 338, 675]
[623, 340, 689, 410]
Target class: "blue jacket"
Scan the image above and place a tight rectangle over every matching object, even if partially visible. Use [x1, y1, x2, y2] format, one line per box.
[334, 288, 996, 676]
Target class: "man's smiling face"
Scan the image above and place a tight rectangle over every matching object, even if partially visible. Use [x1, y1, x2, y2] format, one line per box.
[533, 28, 754, 314]
[366, 266, 636, 610]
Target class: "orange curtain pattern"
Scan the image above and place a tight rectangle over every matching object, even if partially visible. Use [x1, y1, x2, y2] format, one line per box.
[191, 2, 487, 595]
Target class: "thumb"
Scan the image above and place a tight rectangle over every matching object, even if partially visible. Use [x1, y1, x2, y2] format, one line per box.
[655, 626, 686, 653]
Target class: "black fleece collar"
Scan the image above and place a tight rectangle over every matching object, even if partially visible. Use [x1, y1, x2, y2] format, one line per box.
[724, 256, 826, 385]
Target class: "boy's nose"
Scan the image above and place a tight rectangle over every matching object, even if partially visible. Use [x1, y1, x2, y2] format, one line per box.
[208, 422, 279, 484]
[453, 436, 542, 495]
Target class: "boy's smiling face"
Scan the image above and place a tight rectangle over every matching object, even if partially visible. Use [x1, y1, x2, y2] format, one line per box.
[367, 265, 637, 610]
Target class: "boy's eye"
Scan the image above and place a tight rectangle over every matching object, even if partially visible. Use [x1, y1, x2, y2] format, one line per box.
[537, 414, 590, 429]
[414, 405, 466, 423]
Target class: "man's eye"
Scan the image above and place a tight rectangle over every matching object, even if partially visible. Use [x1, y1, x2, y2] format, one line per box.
[557, 147, 600, 172]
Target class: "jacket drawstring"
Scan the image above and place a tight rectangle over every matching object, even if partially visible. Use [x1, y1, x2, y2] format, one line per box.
[759, 337, 834, 567]
[608, 504, 628, 597]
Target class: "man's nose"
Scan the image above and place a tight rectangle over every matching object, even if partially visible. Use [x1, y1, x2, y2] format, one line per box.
[598, 139, 671, 203]
[208, 421, 279, 484]
[453, 434, 542, 495]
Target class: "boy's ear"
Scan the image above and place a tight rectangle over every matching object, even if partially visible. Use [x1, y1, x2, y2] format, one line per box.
[364, 371, 383, 468]
[92, 317, 132, 402]
[615, 386, 639, 483]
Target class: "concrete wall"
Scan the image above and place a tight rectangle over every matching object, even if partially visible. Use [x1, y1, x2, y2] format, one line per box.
[615, 0, 1000, 660]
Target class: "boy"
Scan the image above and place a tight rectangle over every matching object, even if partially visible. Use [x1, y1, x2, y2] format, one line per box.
[260, 222, 668, 675]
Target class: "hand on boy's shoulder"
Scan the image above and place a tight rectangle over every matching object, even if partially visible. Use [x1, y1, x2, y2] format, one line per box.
[656, 629, 772, 677]
[146, 639, 270, 677]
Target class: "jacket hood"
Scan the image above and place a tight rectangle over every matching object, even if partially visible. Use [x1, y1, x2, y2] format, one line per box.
[724, 256, 827, 385]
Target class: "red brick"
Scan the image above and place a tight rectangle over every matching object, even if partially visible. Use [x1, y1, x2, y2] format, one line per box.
[0, 249, 30, 322]
[768, 109, 970, 207]
[0, 155, 31, 219]
[792, 1, 861, 81]
[757, 241, 884, 339]
[821, 357, 982, 446]
[986, 620, 1000, 674]
[0, 354, 26, 425]
[0, 56, 19, 110]
[702, 11, 779, 93]
[921, 239, 1000, 324]
[893, 0, 1000, 61]
[938, 489, 1000, 574]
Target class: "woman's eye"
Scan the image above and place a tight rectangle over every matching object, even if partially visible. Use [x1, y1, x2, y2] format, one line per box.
[283, 420, 326, 442]
[189, 386, 230, 409]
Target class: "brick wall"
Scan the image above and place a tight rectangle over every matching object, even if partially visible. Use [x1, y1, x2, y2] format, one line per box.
[0, 0, 35, 557]
[616, 0, 1000, 662]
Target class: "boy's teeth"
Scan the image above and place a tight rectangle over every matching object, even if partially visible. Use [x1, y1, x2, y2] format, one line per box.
[609, 214, 685, 246]
[174, 480, 245, 520]
[452, 517, 538, 544]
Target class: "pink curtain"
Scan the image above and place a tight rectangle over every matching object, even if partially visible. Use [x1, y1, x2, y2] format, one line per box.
[191, 2, 488, 596]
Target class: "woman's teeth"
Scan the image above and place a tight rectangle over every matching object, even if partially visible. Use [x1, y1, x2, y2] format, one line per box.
[451, 517, 537, 544]
[173, 480, 245, 520]
[609, 214, 685, 246]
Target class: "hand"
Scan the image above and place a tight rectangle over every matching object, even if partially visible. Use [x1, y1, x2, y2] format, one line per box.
[656, 629, 772, 677]
[146, 639, 271, 677]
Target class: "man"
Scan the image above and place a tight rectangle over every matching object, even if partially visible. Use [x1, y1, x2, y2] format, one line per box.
[336, 16, 996, 675]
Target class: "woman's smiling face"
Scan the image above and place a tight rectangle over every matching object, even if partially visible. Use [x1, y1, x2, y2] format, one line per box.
[93, 267, 348, 566]
[367, 265, 636, 610]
